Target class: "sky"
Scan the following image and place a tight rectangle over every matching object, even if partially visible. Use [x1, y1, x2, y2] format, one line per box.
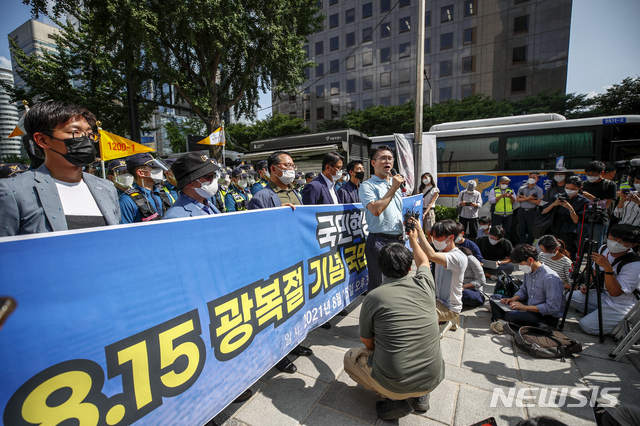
[1, 0, 639, 121]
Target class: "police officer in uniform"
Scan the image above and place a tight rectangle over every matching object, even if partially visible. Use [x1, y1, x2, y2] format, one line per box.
[225, 168, 251, 212]
[251, 159, 270, 196]
[120, 153, 171, 223]
[158, 157, 178, 203]
[0, 163, 27, 179]
[106, 159, 133, 196]
[488, 176, 516, 241]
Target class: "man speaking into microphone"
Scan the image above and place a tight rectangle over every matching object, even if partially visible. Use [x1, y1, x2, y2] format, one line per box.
[359, 145, 406, 291]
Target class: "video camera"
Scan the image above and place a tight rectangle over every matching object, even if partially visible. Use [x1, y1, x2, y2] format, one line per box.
[615, 156, 640, 181]
[586, 197, 608, 224]
[403, 208, 421, 233]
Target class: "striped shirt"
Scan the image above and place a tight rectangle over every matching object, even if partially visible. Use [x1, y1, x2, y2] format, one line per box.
[539, 253, 572, 285]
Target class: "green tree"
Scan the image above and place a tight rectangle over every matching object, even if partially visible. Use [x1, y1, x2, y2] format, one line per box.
[589, 76, 640, 116]
[510, 90, 592, 118]
[164, 118, 207, 153]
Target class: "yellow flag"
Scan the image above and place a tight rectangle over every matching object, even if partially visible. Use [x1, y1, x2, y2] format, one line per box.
[99, 130, 154, 161]
[197, 127, 225, 146]
[8, 126, 24, 138]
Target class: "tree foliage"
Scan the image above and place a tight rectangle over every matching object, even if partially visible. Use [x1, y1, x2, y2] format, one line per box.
[226, 113, 309, 151]
[164, 118, 207, 153]
[587, 76, 640, 117]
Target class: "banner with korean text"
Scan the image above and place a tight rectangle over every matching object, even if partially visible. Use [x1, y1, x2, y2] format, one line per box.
[0, 195, 421, 426]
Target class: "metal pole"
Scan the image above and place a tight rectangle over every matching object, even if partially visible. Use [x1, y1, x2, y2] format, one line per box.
[413, 0, 425, 194]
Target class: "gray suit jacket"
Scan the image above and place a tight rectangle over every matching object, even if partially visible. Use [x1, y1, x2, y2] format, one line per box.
[0, 165, 121, 237]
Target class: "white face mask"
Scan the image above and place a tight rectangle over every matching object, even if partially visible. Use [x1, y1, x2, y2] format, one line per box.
[500, 184, 508, 189]
[263, 170, 270, 179]
[237, 178, 248, 189]
[565, 189, 578, 197]
[527, 178, 536, 185]
[332, 169, 343, 183]
[586, 175, 600, 183]
[422, 178, 431, 185]
[519, 262, 532, 274]
[115, 173, 134, 188]
[454, 235, 462, 243]
[554, 175, 565, 183]
[433, 237, 450, 251]
[489, 237, 500, 246]
[634, 183, 640, 191]
[194, 179, 219, 198]
[607, 239, 629, 254]
[480, 225, 489, 230]
[150, 168, 164, 183]
[276, 167, 296, 186]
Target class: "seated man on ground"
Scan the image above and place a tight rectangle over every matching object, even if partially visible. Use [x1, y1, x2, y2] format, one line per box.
[459, 246, 486, 308]
[476, 216, 491, 238]
[343, 230, 444, 420]
[475, 225, 514, 279]
[455, 221, 483, 264]
[569, 224, 640, 335]
[490, 244, 565, 334]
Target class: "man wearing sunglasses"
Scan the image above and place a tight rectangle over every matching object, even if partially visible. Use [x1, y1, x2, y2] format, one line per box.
[163, 152, 222, 219]
[0, 100, 120, 236]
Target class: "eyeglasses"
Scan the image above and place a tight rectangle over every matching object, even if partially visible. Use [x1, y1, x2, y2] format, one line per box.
[277, 162, 298, 170]
[43, 128, 100, 142]
[374, 156, 394, 162]
[199, 173, 216, 182]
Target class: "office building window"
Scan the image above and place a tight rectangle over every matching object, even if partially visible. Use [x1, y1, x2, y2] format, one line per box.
[380, 72, 391, 87]
[331, 105, 339, 118]
[399, 17, 410, 33]
[462, 84, 475, 99]
[440, 87, 452, 102]
[331, 81, 340, 96]
[363, 51, 373, 66]
[316, 63, 324, 77]
[440, 60, 453, 76]
[305, 68, 310, 79]
[330, 36, 339, 51]
[346, 102, 355, 112]
[346, 55, 355, 69]
[289, 95, 296, 102]
[399, 93, 411, 104]
[303, 88, 310, 100]
[363, 27, 373, 42]
[380, 96, 391, 106]
[381, 22, 391, 38]
[464, 0, 476, 16]
[330, 59, 340, 73]
[363, 2, 372, 18]
[425, 10, 431, 26]
[363, 75, 373, 90]
[289, 111, 297, 119]
[399, 68, 410, 83]
[513, 46, 527, 62]
[462, 56, 475, 73]
[303, 45, 309, 57]
[316, 0, 323, 8]
[346, 8, 355, 23]
[441, 32, 453, 49]
[347, 79, 356, 92]
[514, 15, 529, 33]
[464, 28, 476, 44]
[511, 76, 526, 93]
[316, 85, 324, 97]
[400, 0, 410, 6]
[363, 99, 373, 109]
[424, 37, 431, 53]
[399, 42, 411, 57]
[330, 13, 339, 28]
[330, 0, 338, 4]
[380, 47, 391, 62]
[317, 107, 325, 120]
[346, 32, 355, 47]
[441, 5, 454, 22]
[305, 109, 310, 120]
[381, 0, 390, 13]
[315, 41, 324, 55]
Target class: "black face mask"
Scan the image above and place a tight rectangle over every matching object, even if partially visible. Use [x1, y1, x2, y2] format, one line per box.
[50, 136, 97, 167]
[354, 171, 365, 180]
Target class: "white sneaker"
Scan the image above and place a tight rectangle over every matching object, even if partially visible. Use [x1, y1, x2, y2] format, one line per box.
[490, 320, 509, 335]
[484, 301, 492, 312]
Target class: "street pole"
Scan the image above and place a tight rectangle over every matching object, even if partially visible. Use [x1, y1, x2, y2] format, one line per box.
[413, 0, 425, 194]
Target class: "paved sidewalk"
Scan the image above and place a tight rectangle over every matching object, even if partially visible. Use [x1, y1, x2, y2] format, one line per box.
[211, 274, 640, 426]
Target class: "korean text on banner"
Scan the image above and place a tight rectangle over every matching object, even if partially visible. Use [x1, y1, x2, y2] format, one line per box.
[0, 196, 420, 426]
[99, 130, 154, 161]
[197, 127, 225, 146]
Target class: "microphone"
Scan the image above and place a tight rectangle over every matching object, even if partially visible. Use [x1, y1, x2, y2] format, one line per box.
[390, 168, 406, 192]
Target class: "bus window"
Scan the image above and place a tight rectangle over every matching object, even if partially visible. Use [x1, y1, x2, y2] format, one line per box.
[437, 137, 498, 172]
[505, 132, 594, 170]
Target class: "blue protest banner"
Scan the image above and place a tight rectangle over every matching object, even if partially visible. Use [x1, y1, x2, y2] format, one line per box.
[0, 195, 421, 426]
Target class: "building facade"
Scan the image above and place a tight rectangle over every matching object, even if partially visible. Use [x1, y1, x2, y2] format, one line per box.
[0, 69, 22, 159]
[8, 20, 61, 89]
[274, 0, 572, 131]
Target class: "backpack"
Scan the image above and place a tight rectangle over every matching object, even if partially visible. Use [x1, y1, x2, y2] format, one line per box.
[514, 326, 582, 361]
[493, 272, 521, 298]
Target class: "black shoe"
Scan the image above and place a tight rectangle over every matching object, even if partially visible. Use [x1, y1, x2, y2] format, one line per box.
[275, 357, 297, 374]
[408, 394, 430, 412]
[375, 398, 414, 420]
[232, 389, 252, 403]
[337, 309, 349, 316]
[320, 322, 332, 329]
[291, 345, 313, 357]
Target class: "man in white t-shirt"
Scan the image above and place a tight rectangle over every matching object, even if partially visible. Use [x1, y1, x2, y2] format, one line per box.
[0, 100, 120, 236]
[414, 219, 468, 337]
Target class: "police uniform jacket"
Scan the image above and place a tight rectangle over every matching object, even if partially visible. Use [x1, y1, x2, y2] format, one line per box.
[0, 164, 121, 236]
[248, 183, 302, 209]
[301, 174, 335, 205]
[163, 192, 221, 219]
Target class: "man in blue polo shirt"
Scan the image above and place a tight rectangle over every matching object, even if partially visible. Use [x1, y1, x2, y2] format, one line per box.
[359, 145, 405, 291]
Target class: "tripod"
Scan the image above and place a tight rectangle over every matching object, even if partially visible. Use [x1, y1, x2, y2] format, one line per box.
[558, 206, 606, 343]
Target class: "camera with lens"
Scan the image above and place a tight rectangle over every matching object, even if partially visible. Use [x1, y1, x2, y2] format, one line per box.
[403, 208, 421, 233]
